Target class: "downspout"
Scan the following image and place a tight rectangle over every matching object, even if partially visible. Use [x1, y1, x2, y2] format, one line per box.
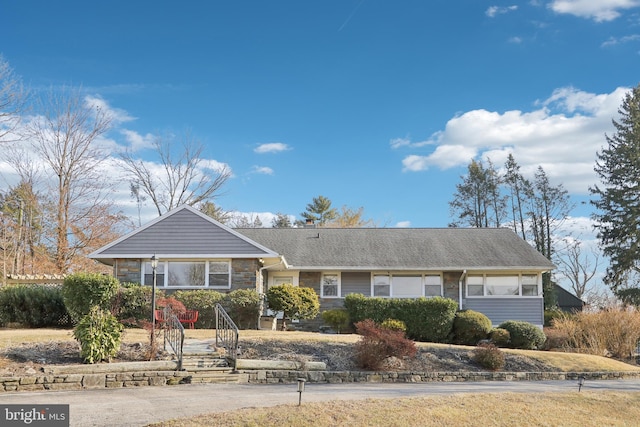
[458, 270, 467, 310]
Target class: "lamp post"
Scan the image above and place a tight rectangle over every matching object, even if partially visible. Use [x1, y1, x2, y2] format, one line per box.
[150, 255, 158, 349]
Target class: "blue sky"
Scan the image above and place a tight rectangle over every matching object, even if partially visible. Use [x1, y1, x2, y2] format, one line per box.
[1, 0, 639, 231]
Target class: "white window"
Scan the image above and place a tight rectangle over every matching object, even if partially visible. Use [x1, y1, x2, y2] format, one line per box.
[273, 276, 293, 287]
[424, 275, 442, 297]
[321, 274, 339, 297]
[466, 274, 541, 297]
[373, 274, 390, 297]
[142, 260, 230, 288]
[522, 274, 539, 296]
[486, 275, 519, 296]
[467, 275, 484, 296]
[392, 275, 422, 297]
[208, 262, 231, 289]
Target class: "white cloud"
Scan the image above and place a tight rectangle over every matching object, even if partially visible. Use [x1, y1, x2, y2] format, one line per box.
[548, 0, 640, 22]
[601, 34, 640, 47]
[121, 129, 156, 151]
[84, 95, 135, 124]
[508, 36, 523, 44]
[486, 5, 518, 17]
[398, 86, 630, 194]
[395, 221, 412, 228]
[199, 158, 232, 174]
[252, 165, 274, 175]
[390, 137, 430, 149]
[254, 142, 291, 153]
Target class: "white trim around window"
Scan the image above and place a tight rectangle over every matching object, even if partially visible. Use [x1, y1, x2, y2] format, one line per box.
[142, 259, 232, 289]
[465, 273, 542, 298]
[321, 272, 340, 298]
[371, 273, 443, 298]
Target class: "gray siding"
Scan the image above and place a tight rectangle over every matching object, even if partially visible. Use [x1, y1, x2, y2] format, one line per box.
[464, 298, 544, 326]
[102, 209, 271, 256]
[341, 272, 371, 297]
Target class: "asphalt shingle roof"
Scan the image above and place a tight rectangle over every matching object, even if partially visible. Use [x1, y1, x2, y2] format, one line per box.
[238, 227, 555, 271]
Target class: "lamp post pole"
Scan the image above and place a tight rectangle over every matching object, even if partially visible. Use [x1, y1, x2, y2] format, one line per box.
[150, 255, 158, 349]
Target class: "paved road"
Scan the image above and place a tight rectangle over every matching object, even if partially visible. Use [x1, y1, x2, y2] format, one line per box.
[3, 379, 640, 427]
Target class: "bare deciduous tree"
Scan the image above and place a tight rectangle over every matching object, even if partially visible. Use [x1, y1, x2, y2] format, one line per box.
[119, 133, 231, 216]
[27, 87, 115, 273]
[0, 56, 28, 142]
[555, 238, 601, 300]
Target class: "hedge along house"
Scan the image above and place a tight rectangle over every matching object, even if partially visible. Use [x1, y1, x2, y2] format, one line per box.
[90, 204, 555, 328]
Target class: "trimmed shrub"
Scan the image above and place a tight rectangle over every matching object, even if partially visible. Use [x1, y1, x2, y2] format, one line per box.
[173, 289, 225, 328]
[380, 318, 407, 333]
[488, 328, 511, 347]
[344, 294, 457, 343]
[73, 306, 123, 363]
[110, 282, 153, 326]
[498, 320, 546, 350]
[473, 343, 505, 371]
[452, 310, 492, 345]
[0, 284, 71, 327]
[223, 289, 261, 329]
[62, 273, 119, 323]
[266, 284, 320, 330]
[321, 308, 350, 333]
[354, 319, 417, 370]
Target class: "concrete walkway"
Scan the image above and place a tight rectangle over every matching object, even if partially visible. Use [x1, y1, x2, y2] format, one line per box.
[3, 379, 640, 427]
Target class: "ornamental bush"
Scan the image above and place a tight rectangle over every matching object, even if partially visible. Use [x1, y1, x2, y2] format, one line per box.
[223, 289, 261, 329]
[344, 294, 457, 343]
[73, 306, 123, 364]
[321, 308, 350, 333]
[380, 318, 407, 333]
[473, 343, 505, 371]
[498, 320, 546, 350]
[110, 282, 154, 326]
[354, 319, 417, 370]
[488, 327, 511, 347]
[266, 284, 320, 330]
[0, 284, 71, 327]
[173, 289, 225, 328]
[62, 273, 119, 323]
[451, 310, 492, 345]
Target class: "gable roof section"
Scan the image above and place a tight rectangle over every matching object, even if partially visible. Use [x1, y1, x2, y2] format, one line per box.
[238, 227, 555, 271]
[90, 205, 278, 263]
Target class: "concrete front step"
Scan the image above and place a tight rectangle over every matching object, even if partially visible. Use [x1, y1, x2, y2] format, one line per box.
[181, 356, 230, 369]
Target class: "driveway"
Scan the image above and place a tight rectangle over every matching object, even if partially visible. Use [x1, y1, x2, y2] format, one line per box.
[3, 380, 640, 427]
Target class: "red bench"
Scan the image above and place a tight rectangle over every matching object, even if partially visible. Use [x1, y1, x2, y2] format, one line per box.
[155, 309, 199, 329]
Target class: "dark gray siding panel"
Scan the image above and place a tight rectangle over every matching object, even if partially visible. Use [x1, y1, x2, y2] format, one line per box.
[103, 209, 271, 256]
[341, 272, 371, 297]
[464, 298, 543, 326]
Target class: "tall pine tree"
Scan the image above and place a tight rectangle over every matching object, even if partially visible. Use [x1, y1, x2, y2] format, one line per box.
[591, 84, 640, 291]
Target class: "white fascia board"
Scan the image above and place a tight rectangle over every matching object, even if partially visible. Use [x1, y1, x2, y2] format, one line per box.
[289, 265, 552, 272]
[90, 253, 277, 260]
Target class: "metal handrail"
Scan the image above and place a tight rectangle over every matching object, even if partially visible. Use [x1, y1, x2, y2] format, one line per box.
[215, 303, 239, 370]
[163, 307, 185, 370]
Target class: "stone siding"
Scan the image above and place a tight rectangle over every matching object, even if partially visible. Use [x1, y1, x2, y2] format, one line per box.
[114, 259, 141, 284]
[443, 271, 461, 301]
[231, 259, 259, 291]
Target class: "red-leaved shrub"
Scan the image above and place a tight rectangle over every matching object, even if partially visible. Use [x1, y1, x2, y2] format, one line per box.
[354, 319, 417, 370]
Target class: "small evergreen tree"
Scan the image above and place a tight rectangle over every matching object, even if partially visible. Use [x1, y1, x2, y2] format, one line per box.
[266, 283, 319, 330]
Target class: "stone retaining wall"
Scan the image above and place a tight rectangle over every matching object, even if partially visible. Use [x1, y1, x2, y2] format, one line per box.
[3, 369, 640, 393]
[240, 370, 640, 384]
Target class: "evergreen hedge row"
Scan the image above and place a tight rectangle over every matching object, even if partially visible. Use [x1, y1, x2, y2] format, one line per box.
[0, 284, 71, 327]
[344, 294, 458, 343]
